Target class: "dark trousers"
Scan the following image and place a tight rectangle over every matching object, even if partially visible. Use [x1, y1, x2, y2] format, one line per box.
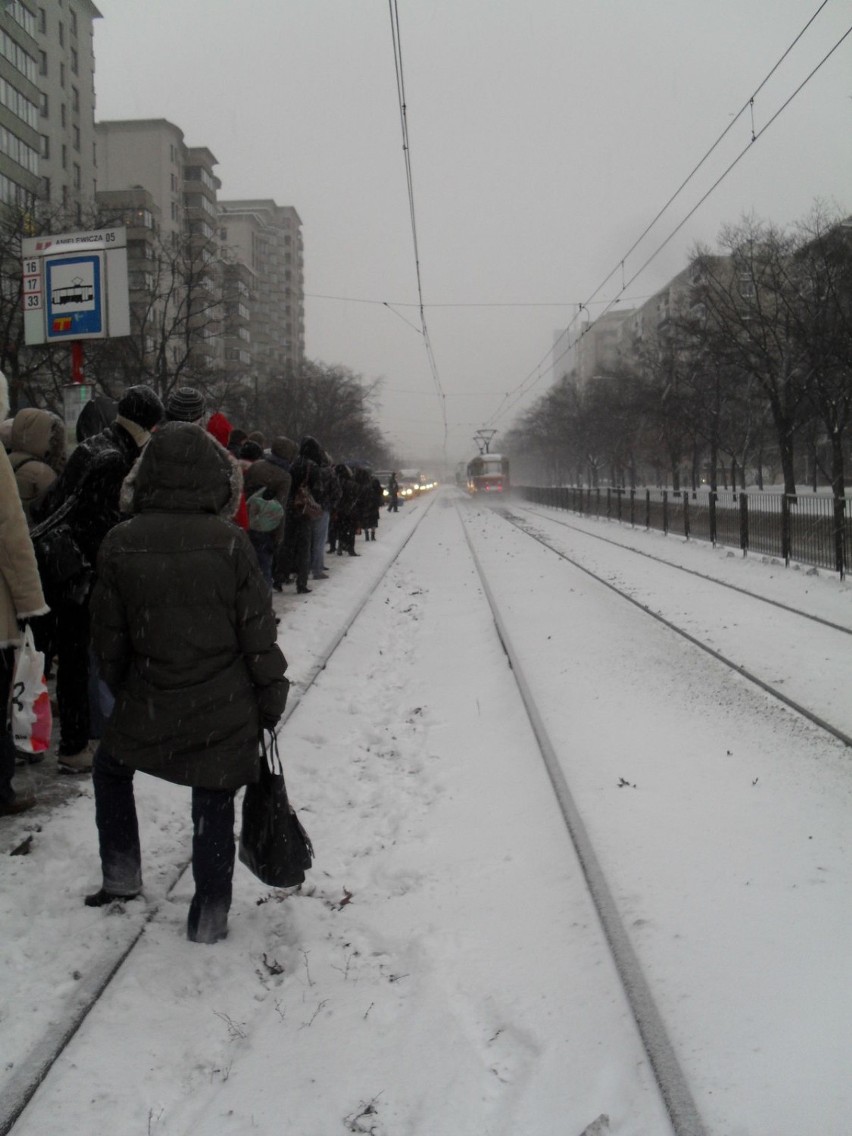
[1, 647, 16, 805]
[248, 529, 274, 588]
[283, 514, 312, 589]
[93, 747, 237, 930]
[55, 598, 90, 753]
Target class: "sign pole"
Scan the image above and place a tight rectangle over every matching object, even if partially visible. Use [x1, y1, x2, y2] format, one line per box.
[71, 340, 84, 384]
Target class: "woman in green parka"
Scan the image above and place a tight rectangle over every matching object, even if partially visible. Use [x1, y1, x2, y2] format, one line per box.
[87, 422, 289, 943]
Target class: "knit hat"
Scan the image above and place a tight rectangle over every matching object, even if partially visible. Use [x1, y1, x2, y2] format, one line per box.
[117, 385, 163, 431]
[239, 440, 264, 462]
[166, 386, 205, 423]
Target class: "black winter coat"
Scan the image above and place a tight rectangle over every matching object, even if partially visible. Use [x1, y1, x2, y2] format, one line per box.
[34, 418, 142, 565]
[91, 423, 288, 790]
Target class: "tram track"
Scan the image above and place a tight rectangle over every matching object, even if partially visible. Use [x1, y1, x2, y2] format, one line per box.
[0, 496, 437, 1136]
[498, 504, 852, 749]
[517, 502, 851, 636]
[457, 501, 709, 1136]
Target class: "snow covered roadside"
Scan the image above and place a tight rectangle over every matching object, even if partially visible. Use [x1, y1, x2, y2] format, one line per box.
[518, 499, 852, 629]
[9, 492, 673, 1136]
[510, 505, 852, 740]
[462, 500, 852, 1135]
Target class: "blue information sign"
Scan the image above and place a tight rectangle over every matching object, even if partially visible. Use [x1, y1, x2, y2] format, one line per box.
[45, 254, 103, 338]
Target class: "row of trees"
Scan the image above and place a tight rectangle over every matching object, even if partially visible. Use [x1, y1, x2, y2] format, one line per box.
[505, 208, 852, 497]
[0, 200, 393, 466]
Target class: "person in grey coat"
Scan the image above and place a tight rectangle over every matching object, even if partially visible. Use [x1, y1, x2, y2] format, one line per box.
[87, 423, 289, 943]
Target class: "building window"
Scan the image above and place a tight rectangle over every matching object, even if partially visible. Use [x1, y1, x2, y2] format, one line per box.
[61, 144, 67, 168]
[39, 50, 47, 76]
[70, 7, 78, 35]
[70, 47, 78, 75]
[71, 85, 79, 112]
[59, 61, 65, 87]
[40, 134, 49, 158]
[60, 103, 66, 127]
[38, 7, 47, 33]
[73, 163, 81, 190]
[58, 21, 64, 46]
[40, 91, 48, 118]
[72, 124, 79, 151]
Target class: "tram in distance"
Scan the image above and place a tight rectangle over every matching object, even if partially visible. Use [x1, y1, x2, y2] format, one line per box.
[466, 452, 510, 494]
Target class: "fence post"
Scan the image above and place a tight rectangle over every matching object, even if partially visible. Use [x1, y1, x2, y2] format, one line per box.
[617, 488, 623, 523]
[662, 490, 669, 535]
[782, 495, 791, 565]
[645, 489, 651, 530]
[709, 491, 717, 546]
[606, 487, 612, 519]
[595, 487, 601, 517]
[682, 491, 690, 539]
[629, 489, 635, 527]
[834, 495, 845, 579]
[739, 493, 749, 556]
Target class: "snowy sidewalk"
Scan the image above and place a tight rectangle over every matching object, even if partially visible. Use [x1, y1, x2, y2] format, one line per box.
[8, 495, 671, 1136]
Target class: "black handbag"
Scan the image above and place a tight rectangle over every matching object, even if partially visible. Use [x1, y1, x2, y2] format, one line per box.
[239, 731, 314, 888]
[29, 491, 93, 599]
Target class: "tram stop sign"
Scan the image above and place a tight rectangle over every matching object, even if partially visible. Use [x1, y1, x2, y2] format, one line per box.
[21, 227, 130, 344]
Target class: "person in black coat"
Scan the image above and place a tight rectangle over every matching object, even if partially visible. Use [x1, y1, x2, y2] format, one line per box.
[32, 385, 163, 772]
[87, 423, 288, 943]
[281, 436, 322, 593]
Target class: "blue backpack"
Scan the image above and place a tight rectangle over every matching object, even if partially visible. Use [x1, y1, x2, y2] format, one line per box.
[248, 489, 284, 533]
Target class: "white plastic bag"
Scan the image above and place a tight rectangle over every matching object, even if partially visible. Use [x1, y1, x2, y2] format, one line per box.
[11, 625, 52, 755]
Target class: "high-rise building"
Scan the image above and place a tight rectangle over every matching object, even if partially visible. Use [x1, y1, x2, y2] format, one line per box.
[0, 1, 43, 211]
[34, 0, 101, 221]
[95, 118, 225, 375]
[218, 199, 305, 375]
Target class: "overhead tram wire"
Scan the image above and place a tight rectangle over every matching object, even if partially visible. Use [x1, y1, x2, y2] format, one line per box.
[388, 0, 449, 458]
[483, 0, 844, 430]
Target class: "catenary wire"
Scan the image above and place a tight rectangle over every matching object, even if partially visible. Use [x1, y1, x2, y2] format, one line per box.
[388, 0, 449, 460]
[484, 3, 846, 429]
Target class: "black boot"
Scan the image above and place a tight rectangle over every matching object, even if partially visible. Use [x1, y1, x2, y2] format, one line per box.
[85, 887, 141, 907]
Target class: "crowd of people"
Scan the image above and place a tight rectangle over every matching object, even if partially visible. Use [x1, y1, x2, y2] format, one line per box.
[0, 375, 396, 942]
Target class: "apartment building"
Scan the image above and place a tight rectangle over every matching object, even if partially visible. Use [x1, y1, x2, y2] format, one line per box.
[95, 118, 225, 371]
[552, 308, 634, 388]
[218, 198, 305, 375]
[0, 1, 43, 210]
[34, 0, 100, 220]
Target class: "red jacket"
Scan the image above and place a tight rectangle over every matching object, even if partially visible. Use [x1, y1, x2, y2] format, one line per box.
[206, 413, 249, 530]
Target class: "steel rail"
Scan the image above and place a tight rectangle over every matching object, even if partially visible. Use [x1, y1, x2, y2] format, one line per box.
[0, 495, 438, 1136]
[498, 508, 852, 749]
[516, 503, 851, 636]
[457, 502, 709, 1136]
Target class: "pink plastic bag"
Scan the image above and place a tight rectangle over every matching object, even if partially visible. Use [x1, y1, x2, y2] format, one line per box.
[11, 625, 52, 754]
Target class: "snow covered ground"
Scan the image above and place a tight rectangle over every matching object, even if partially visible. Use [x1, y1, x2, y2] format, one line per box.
[2, 488, 850, 1136]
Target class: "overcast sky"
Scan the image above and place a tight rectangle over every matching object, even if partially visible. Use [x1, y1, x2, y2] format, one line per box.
[92, 1, 852, 467]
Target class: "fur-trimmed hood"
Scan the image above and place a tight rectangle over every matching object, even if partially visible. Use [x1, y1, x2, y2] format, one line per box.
[120, 422, 243, 519]
[9, 407, 66, 472]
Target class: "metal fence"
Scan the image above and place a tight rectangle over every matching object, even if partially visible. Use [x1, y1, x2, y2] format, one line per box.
[517, 486, 850, 578]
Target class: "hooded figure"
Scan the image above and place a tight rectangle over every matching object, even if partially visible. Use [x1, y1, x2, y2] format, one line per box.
[7, 407, 66, 522]
[76, 395, 117, 443]
[279, 436, 323, 593]
[32, 383, 164, 773]
[0, 373, 48, 815]
[88, 423, 289, 942]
